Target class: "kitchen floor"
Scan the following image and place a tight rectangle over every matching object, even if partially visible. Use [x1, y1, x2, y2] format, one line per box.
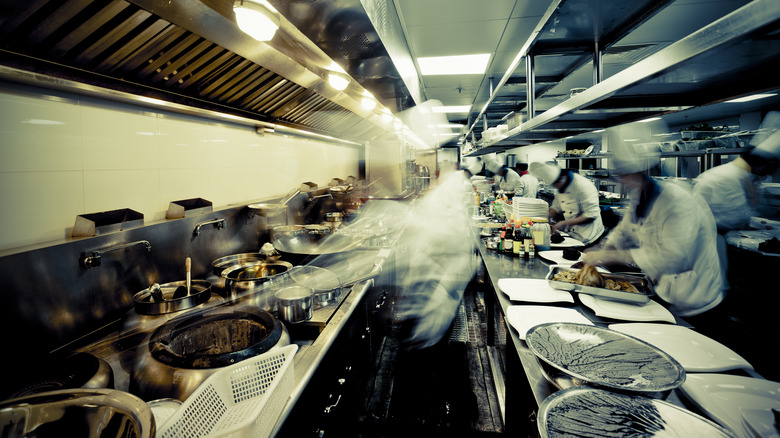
[359, 285, 506, 437]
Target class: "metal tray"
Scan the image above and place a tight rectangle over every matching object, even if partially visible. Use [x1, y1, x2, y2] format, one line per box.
[546, 266, 652, 304]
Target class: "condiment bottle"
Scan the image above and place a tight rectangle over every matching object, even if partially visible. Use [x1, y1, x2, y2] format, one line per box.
[512, 222, 522, 256]
[504, 219, 515, 254]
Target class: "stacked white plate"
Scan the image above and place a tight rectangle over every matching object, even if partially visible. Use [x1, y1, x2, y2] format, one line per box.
[579, 294, 676, 323]
[512, 197, 549, 219]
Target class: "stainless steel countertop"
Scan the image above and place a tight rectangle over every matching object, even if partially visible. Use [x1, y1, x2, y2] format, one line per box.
[476, 236, 697, 409]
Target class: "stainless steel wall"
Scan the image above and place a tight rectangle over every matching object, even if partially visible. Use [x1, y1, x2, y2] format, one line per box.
[0, 203, 276, 360]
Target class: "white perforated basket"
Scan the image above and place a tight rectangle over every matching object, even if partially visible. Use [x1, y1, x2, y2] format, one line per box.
[156, 344, 297, 438]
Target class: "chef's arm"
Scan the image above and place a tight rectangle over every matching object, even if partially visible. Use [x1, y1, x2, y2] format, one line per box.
[583, 248, 635, 266]
[552, 214, 594, 232]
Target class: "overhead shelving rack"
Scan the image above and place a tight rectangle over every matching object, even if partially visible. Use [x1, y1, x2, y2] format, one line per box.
[465, 0, 780, 156]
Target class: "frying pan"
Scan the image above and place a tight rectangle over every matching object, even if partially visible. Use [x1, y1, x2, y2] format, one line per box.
[272, 231, 365, 265]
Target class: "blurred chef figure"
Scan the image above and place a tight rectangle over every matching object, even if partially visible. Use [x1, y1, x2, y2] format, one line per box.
[530, 162, 605, 246]
[693, 112, 780, 231]
[584, 126, 724, 317]
[517, 163, 540, 198]
[461, 156, 485, 182]
[692, 113, 780, 289]
[485, 155, 523, 195]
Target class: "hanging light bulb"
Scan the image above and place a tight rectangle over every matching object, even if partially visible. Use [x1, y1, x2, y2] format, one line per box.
[233, 0, 280, 42]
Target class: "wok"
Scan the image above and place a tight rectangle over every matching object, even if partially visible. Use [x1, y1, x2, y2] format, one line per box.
[272, 231, 365, 265]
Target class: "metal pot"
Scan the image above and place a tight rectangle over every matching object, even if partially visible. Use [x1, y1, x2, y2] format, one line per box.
[222, 261, 293, 310]
[324, 211, 344, 223]
[288, 265, 341, 303]
[271, 225, 305, 243]
[211, 253, 266, 276]
[130, 307, 289, 401]
[275, 286, 313, 323]
[132, 280, 211, 316]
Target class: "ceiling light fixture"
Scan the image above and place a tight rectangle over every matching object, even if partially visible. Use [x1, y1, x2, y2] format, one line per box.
[725, 93, 777, 103]
[361, 90, 376, 110]
[639, 117, 662, 123]
[328, 72, 350, 91]
[234, 0, 280, 42]
[417, 54, 491, 76]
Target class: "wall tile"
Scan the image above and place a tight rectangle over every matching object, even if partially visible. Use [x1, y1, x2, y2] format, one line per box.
[157, 115, 211, 169]
[83, 169, 161, 219]
[0, 171, 84, 249]
[81, 105, 158, 171]
[0, 132, 82, 173]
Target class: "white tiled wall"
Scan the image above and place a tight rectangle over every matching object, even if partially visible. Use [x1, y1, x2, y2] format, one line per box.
[0, 84, 361, 251]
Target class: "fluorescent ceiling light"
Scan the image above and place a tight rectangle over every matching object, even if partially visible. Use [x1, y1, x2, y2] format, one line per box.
[438, 123, 464, 129]
[417, 54, 491, 76]
[234, 0, 280, 42]
[725, 93, 777, 103]
[328, 72, 349, 91]
[433, 105, 471, 113]
[639, 117, 662, 123]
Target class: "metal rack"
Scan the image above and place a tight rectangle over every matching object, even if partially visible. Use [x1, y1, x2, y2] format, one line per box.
[465, 0, 780, 155]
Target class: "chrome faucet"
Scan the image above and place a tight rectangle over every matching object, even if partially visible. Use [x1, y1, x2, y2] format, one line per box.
[193, 218, 226, 236]
[81, 240, 151, 268]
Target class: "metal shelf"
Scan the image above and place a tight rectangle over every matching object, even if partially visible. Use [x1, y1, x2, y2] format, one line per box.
[466, 0, 780, 155]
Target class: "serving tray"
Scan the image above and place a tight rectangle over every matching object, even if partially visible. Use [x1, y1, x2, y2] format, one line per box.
[546, 266, 652, 304]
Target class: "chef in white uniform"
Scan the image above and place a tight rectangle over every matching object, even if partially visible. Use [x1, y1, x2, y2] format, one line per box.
[485, 156, 523, 194]
[692, 114, 780, 290]
[530, 162, 605, 246]
[517, 171, 539, 198]
[694, 112, 780, 232]
[583, 142, 724, 317]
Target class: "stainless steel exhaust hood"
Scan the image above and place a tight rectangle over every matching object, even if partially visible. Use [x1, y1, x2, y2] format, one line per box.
[0, 0, 409, 142]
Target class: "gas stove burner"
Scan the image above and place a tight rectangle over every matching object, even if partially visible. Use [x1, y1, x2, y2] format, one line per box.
[149, 310, 282, 368]
[130, 307, 289, 401]
[2, 353, 114, 401]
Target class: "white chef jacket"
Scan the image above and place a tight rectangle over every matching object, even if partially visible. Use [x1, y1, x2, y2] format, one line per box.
[551, 172, 605, 245]
[517, 173, 539, 198]
[498, 168, 523, 193]
[605, 181, 724, 316]
[692, 161, 754, 231]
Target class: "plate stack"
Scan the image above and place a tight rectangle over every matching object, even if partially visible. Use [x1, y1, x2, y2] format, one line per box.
[512, 198, 548, 220]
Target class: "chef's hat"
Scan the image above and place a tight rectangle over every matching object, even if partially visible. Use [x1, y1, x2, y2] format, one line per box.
[752, 111, 780, 158]
[610, 142, 661, 175]
[529, 162, 562, 185]
[606, 120, 663, 174]
[484, 155, 503, 173]
[463, 157, 483, 174]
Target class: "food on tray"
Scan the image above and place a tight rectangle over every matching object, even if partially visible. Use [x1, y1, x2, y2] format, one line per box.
[758, 237, 780, 254]
[605, 279, 640, 293]
[562, 247, 580, 260]
[553, 265, 603, 288]
[550, 232, 565, 244]
[553, 267, 641, 293]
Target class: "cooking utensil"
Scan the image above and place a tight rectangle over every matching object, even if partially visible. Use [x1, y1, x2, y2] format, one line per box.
[172, 258, 191, 298]
[222, 261, 293, 310]
[185, 257, 191, 295]
[132, 280, 211, 315]
[289, 265, 341, 303]
[211, 252, 266, 276]
[272, 231, 365, 265]
[0, 388, 156, 438]
[275, 286, 314, 323]
[526, 322, 685, 399]
[149, 283, 163, 302]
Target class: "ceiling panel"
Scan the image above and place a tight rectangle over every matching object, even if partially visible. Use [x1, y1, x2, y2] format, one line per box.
[397, 0, 517, 27]
[405, 20, 509, 57]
